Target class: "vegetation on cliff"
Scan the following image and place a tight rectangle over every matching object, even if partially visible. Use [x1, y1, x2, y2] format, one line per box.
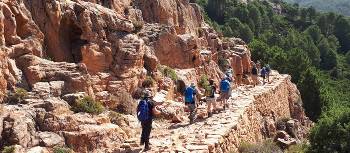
[196, 0, 350, 152]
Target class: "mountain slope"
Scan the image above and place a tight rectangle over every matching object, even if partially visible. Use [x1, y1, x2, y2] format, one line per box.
[284, 0, 350, 16]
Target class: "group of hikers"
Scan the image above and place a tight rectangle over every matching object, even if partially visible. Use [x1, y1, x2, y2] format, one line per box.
[136, 61, 271, 151]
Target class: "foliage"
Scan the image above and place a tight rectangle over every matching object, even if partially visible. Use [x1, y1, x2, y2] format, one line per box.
[2, 146, 15, 153]
[159, 66, 178, 81]
[53, 146, 73, 153]
[72, 96, 104, 115]
[285, 143, 309, 153]
[6, 88, 28, 104]
[196, 0, 350, 151]
[198, 75, 210, 90]
[284, 0, 350, 16]
[346, 52, 350, 65]
[308, 107, 350, 153]
[238, 139, 282, 153]
[132, 20, 144, 33]
[108, 111, 127, 126]
[298, 68, 323, 121]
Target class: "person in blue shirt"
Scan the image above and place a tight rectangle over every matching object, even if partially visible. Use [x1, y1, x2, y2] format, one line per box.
[184, 83, 197, 124]
[220, 77, 231, 110]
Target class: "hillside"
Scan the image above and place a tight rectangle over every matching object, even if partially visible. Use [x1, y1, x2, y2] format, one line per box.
[198, 0, 350, 152]
[284, 0, 350, 16]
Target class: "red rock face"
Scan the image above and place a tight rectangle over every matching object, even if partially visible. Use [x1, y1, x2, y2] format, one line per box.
[0, 0, 269, 152]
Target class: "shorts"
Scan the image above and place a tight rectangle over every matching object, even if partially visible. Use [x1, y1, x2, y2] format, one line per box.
[206, 97, 216, 103]
[220, 92, 230, 100]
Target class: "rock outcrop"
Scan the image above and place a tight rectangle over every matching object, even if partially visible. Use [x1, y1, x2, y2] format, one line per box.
[0, 0, 311, 152]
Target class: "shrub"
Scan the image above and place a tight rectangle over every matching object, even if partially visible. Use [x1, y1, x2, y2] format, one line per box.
[109, 111, 127, 125]
[285, 143, 309, 153]
[238, 139, 282, 153]
[198, 75, 210, 90]
[72, 96, 104, 115]
[132, 20, 144, 33]
[6, 88, 28, 104]
[113, 91, 137, 115]
[2, 146, 15, 153]
[53, 146, 73, 153]
[159, 66, 178, 81]
[309, 107, 350, 153]
[142, 76, 155, 88]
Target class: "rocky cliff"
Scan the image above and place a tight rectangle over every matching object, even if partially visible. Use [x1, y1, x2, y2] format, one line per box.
[0, 0, 310, 152]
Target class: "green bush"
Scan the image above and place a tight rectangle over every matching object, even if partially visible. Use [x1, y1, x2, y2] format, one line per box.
[72, 96, 104, 115]
[7, 88, 28, 104]
[286, 143, 309, 153]
[142, 76, 155, 88]
[2, 146, 15, 153]
[238, 139, 282, 153]
[53, 146, 73, 153]
[308, 107, 350, 153]
[159, 66, 178, 81]
[198, 75, 210, 90]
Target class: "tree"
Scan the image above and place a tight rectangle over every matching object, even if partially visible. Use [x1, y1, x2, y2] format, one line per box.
[307, 7, 317, 22]
[304, 25, 322, 44]
[286, 48, 311, 83]
[248, 4, 262, 35]
[346, 51, 350, 65]
[309, 107, 350, 152]
[334, 16, 350, 53]
[318, 39, 338, 70]
[239, 24, 254, 43]
[249, 39, 270, 62]
[207, 0, 226, 23]
[297, 68, 323, 121]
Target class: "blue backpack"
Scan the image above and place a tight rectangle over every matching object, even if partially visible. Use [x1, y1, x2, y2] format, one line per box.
[137, 100, 151, 122]
[220, 79, 230, 92]
[184, 87, 195, 103]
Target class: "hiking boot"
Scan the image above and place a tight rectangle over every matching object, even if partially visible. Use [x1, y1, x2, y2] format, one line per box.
[208, 112, 213, 117]
[143, 146, 151, 152]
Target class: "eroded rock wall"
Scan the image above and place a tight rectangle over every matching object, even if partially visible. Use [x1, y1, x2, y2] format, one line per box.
[215, 75, 311, 152]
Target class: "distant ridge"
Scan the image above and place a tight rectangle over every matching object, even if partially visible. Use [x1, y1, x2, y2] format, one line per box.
[283, 0, 350, 16]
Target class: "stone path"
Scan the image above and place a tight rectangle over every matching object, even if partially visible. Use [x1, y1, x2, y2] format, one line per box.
[120, 73, 287, 153]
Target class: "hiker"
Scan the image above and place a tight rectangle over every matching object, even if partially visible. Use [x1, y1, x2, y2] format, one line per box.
[137, 89, 160, 151]
[251, 63, 259, 86]
[261, 67, 267, 84]
[266, 64, 271, 82]
[205, 79, 217, 117]
[256, 60, 261, 72]
[184, 83, 198, 124]
[220, 77, 231, 110]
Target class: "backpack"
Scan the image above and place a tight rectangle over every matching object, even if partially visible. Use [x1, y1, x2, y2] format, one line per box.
[184, 87, 195, 103]
[261, 68, 266, 76]
[266, 66, 271, 73]
[220, 79, 230, 92]
[205, 85, 215, 97]
[137, 100, 151, 122]
[252, 67, 258, 75]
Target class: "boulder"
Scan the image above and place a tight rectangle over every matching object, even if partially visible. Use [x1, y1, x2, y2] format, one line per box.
[38, 132, 64, 147]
